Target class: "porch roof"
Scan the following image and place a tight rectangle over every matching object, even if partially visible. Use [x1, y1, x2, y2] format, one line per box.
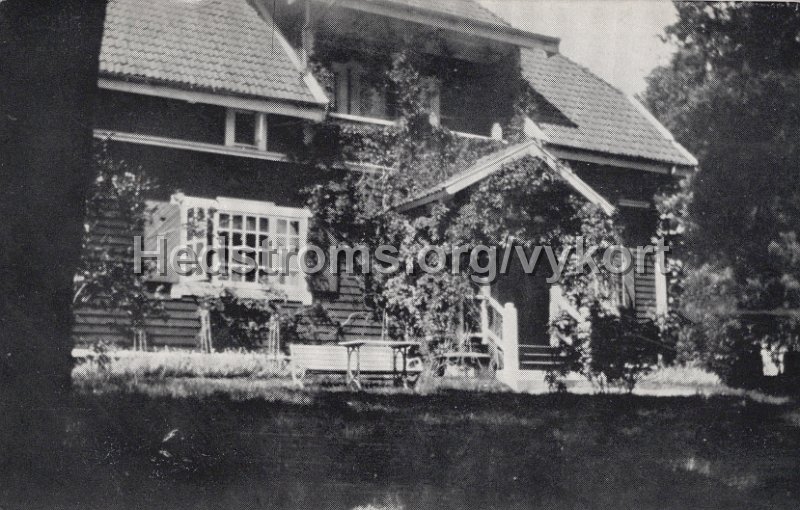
[100, 0, 328, 107]
[397, 139, 616, 216]
[520, 48, 697, 168]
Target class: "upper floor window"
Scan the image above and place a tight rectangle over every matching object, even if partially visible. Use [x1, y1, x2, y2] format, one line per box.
[225, 109, 267, 151]
[329, 61, 442, 125]
[331, 61, 387, 119]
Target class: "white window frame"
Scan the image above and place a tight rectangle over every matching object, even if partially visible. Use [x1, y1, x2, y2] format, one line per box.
[225, 109, 267, 151]
[171, 194, 312, 304]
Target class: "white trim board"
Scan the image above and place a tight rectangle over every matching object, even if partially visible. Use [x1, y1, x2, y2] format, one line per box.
[249, 0, 330, 106]
[547, 146, 694, 176]
[95, 129, 393, 173]
[94, 129, 291, 162]
[398, 138, 616, 216]
[98, 78, 327, 122]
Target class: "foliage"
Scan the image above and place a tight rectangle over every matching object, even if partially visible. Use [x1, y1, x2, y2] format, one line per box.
[306, 49, 621, 347]
[552, 306, 676, 393]
[642, 3, 800, 385]
[203, 290, 339, 351]
[586, 306, 670, 392]
[75, 143, 166, 339]
[202, 291, 275, 351]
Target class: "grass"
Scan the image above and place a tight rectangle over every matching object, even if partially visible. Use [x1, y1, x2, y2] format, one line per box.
[73, 348, 290, 380]
[2, 371, 799, 510]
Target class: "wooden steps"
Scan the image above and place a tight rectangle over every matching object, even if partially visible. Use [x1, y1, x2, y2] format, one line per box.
[518, 344, 566, 371]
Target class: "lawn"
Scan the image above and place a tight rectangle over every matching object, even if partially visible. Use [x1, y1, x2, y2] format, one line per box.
[2, 374, 799, 510]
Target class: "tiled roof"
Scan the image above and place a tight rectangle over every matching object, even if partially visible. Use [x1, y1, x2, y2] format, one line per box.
[361, 0, 511, 28]
[520, 48, 696, 167]
[100, 0, 324, 105]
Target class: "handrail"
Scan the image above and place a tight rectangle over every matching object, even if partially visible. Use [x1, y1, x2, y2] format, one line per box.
[465, 292, 519, 382]
[476, 293, 505, 315]
[552, 290, 585, 322]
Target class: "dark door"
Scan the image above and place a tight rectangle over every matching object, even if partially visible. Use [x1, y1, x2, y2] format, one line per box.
[491, 254, 551, 346]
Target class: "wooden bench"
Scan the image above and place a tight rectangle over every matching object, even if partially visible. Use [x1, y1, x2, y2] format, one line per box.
[288, 343, 422, 389]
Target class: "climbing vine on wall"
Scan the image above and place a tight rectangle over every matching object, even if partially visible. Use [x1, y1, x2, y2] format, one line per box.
[303, 47, 620, 343]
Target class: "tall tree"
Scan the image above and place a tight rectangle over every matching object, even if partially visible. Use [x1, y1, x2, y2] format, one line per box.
[642, 3, 800, 382]
[0, 0, 108, 401]
[643, 2, 800, 313]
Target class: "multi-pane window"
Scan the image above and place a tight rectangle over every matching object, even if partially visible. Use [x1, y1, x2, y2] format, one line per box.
[215, 213, 302, 287]
[184, 206, 213, 282]
[174, 194, 311, 302]
[330, 62, 440, 123]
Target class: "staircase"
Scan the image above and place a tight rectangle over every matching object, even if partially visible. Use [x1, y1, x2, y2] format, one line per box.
[518, 344, 566, 371]
[466, 285, 584, 391]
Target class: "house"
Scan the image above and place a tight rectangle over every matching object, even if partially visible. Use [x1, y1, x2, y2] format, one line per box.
[74, 0, 697, 378]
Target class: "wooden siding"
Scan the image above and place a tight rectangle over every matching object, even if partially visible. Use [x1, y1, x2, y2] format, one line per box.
[73, 276, 382, 349]
[633, 250, 657, 320]
[75, 182, 382, 349]
[96, 90, 227, 145]
[95, 91, 307, 158]
[102, 141, 316, 208]
[74, 298, 203, 348]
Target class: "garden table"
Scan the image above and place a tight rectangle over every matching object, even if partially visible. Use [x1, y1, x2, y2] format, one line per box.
[338, 340, 420, 389]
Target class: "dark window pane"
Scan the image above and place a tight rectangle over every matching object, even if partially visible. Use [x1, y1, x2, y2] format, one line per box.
[267, 115, 302, 154]
[234, 112, 256, 146]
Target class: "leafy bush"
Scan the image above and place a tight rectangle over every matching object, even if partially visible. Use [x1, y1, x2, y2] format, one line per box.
[587, 307, 671, 392]
[664, 264, 788, 389]
[203, 291, 338, 352]
[75, 143, 165, 339]
[552, 305, 675, 393]
[204, 291, 275, 351]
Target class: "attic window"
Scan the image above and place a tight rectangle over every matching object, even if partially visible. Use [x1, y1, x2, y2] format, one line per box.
[225, 109, 267, 151]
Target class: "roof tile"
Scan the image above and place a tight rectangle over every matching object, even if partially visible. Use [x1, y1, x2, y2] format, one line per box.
[100, 0, 323, 104]
[520, 47, 695, 166]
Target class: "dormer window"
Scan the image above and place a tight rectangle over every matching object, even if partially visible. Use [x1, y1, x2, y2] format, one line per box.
[225, 109, 267, 151]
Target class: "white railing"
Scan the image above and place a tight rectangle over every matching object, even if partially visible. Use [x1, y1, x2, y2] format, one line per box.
[473, 289, 519, 389]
